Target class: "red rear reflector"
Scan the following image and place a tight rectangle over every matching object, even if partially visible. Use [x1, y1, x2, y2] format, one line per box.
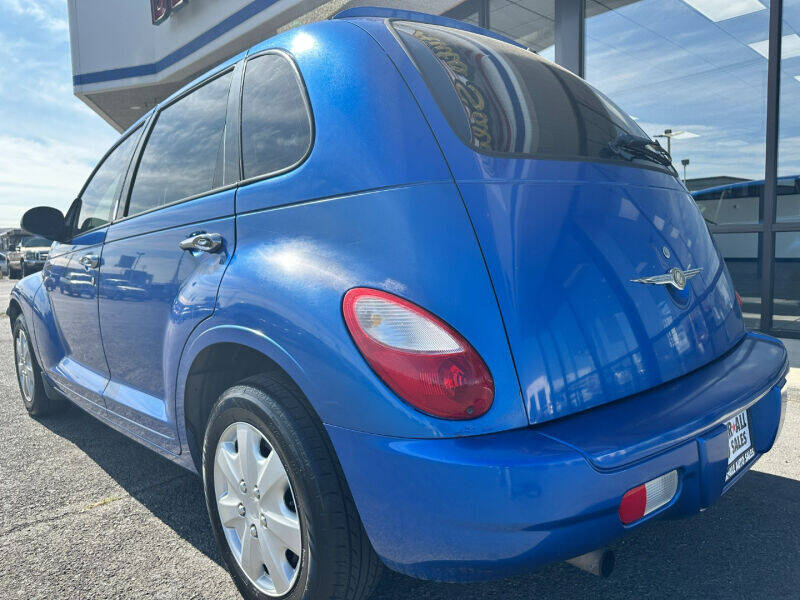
[342, 288, 494, 420]
[619, 485, 647, 524]
[619, 470, 679, 525]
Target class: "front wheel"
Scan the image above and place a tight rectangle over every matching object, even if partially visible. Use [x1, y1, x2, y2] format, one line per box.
[13, 315, 65, 417]
[202, 374, 382, 600]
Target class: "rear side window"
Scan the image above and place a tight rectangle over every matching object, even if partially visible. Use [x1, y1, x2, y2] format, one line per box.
[76, 127, 142, 233]
[240, 53, 312, 180]
[392, 21, 659, 169]
[127, 71, 233, 216]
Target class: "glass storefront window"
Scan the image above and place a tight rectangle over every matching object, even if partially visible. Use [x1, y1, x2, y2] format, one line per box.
[774, 231, 800, 330]
[442, 0, 481, 25]
[585, 0, 769, 190]
[694, 183, 762, 225]
[713, 233, 762, 329]
[778, 0, 800, 185]
[777, 175, 800, 222]
[489, 0, 555, 58]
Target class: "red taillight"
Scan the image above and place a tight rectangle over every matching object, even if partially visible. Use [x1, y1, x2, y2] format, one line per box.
[735, 292, 744, 309]
[342, 288, 494, 420]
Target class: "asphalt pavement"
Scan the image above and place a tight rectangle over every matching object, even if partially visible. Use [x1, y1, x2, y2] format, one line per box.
[1, 276, 799, 599]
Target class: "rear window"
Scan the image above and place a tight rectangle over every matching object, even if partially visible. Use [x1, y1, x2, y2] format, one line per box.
[393, 21, 663, 169]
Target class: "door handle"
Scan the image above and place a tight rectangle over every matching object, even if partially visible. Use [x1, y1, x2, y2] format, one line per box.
[79, 254, 100, 270]
[179, 232, 223, 253]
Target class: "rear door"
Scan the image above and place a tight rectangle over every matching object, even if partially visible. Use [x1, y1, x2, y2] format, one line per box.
[97, 64, 240, 452]
[40, 126, 144, 416]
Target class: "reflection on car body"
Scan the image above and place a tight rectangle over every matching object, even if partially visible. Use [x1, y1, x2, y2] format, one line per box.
[62, 272, 94, 298]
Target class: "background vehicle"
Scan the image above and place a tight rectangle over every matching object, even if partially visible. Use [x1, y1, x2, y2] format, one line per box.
[4, 235, 51, 278]
[1, 228, 25, 278]
[5, 244, 22, 278]
[7, 9, 788, 600]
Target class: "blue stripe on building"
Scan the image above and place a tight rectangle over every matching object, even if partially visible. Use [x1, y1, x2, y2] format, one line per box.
[73, 0, 280, 86]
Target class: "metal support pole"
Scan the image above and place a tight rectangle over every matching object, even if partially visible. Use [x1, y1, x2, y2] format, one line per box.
[555, 0, 585, 77]
[479, 0, 489, 29]
[760, 0, 782, 331]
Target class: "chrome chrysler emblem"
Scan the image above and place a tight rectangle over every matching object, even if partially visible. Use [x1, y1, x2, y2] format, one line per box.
[631, 266, 702, 291]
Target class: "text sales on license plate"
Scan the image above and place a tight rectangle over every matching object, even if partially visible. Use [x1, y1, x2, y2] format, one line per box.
[726, 409, 754, 482]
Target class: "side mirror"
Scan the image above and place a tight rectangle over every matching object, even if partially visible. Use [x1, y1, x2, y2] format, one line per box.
[21, 207, 68, 243]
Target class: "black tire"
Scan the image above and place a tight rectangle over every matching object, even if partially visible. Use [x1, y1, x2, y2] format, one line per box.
[12, 315, 65, 417]
[202, 373, 382, 600]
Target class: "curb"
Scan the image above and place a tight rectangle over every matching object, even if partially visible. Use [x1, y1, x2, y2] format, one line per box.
[784, 367, 800, 403]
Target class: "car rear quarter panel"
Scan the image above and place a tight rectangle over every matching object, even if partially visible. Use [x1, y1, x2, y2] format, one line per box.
[185, 182, 526, 439]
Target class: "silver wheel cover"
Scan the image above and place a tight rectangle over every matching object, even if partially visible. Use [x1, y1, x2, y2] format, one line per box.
[214, 422, 302, 597]
[15, 328, 35, 403]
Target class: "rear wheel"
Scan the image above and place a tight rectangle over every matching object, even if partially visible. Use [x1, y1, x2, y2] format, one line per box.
[13, 315, 65, 417]
[202, 374, 382, 600]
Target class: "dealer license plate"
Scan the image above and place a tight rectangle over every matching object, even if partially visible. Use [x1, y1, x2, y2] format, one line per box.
[725, 409, 755, 482]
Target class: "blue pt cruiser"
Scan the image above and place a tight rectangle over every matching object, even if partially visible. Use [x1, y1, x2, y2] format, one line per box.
[8, 8, 788, 600]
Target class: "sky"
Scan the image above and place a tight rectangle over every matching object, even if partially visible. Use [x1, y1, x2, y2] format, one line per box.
[0, 0, 116, 229]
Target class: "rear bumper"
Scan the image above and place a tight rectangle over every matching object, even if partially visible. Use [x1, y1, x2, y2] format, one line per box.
[329, 333, 788, 581]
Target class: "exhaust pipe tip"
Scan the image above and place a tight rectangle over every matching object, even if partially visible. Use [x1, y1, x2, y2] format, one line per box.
[566, 548, 615, 578]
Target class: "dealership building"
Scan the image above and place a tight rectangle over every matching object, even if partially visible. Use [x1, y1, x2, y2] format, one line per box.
[67, 0, 800, 336]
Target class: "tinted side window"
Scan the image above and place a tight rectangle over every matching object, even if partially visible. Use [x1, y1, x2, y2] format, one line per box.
[76, 128, 142, 234]
[241, 53, 312, 179]
[127, 71, 232, 216]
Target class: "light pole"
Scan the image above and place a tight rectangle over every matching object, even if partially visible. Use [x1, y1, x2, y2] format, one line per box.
[654, 129, 674, 156]
[653, 129, 699, 164]
[681, 158, 690, 184]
